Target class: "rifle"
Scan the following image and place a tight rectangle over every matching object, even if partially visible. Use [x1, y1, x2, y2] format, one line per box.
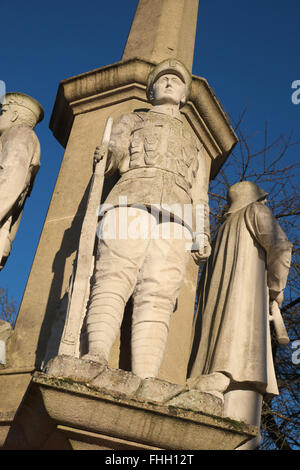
[59, 117, 114, 357]
[269, 300, 290, 345]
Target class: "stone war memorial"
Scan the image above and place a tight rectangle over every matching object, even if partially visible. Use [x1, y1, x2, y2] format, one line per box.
[0, 0, 293, 451]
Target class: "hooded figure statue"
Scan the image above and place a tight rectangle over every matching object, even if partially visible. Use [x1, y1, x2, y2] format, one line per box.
[187, 181, 293, 449]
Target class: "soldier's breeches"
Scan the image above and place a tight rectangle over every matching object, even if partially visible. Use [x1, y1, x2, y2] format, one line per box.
[85, 207, 191, 378]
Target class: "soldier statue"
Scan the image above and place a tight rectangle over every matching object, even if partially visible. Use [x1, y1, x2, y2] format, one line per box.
[82, 59, 211, 379]
[0, 92, 44, 269]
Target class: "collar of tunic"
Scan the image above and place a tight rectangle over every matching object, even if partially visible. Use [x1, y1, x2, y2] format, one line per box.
[149, 105, 183, 122]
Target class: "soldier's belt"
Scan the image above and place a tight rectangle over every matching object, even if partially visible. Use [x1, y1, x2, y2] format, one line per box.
[120, 166, 192, 195]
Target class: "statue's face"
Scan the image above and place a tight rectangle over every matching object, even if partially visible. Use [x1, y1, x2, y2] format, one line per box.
[0, 105, 18, 134]
[152, 73, 186, 107]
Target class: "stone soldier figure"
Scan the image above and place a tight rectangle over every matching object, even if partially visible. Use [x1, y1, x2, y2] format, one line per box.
[188, 181, 293, 449]
[0, 92, 44, 269]
[83, 59, 211, 379]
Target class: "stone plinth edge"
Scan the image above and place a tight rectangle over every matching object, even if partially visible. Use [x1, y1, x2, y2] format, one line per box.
[39, 355, 257, 450]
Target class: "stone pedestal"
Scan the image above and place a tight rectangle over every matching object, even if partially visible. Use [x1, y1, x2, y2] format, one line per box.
[2, 355, 257, 450]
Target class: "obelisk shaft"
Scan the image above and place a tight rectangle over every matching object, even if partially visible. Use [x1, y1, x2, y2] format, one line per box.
[122, 0, 199, 71]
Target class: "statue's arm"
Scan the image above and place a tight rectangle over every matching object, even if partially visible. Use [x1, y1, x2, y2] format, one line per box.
[0, 126, 36, 223]
[190, 149, 211, 263]
[246, 202, 293, 303]
[99, 113, 134, 176]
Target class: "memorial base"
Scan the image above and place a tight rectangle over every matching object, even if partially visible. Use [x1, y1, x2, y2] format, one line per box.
[1, 355, 257, 450]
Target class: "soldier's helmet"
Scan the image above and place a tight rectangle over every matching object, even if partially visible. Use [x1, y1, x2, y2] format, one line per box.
[3, 92, 44, 126]
[227, 181, 268, 213]
[146, 59, 192, 105]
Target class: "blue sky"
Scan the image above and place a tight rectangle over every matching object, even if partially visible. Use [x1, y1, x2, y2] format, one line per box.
[1, 0, 299, 309]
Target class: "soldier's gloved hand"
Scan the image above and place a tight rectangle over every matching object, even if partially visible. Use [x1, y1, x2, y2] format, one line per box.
[93, 145, 106, 165]
[191, 233, 211, 265]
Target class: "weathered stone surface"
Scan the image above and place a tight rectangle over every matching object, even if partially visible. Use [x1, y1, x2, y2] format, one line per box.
[167, 390, 223, 416]
[187, 372, 230, 394]
[91, 367, 141, 397]
[44, 355, 224, 420]
[44, 355, 105, 383]
[122, 0, 199, 72]
[33, 372, 257, 450]
[0, 320, 12, 342]
[134, 377, 185, 404]
[0, 320, 12, 364]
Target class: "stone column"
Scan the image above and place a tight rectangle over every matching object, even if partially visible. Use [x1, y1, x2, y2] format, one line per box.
[122, 0, 199, 71]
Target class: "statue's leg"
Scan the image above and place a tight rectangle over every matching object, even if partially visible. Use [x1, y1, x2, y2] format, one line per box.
[131, 221, 191, 379]
[84, 207, 154, 363]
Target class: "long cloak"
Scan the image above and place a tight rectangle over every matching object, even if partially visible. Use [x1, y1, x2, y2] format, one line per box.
[188, 202, 292, 396]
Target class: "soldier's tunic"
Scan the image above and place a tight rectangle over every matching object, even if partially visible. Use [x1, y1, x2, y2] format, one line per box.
[85, 107, 210, 377]
[102, 107, 209, 236]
